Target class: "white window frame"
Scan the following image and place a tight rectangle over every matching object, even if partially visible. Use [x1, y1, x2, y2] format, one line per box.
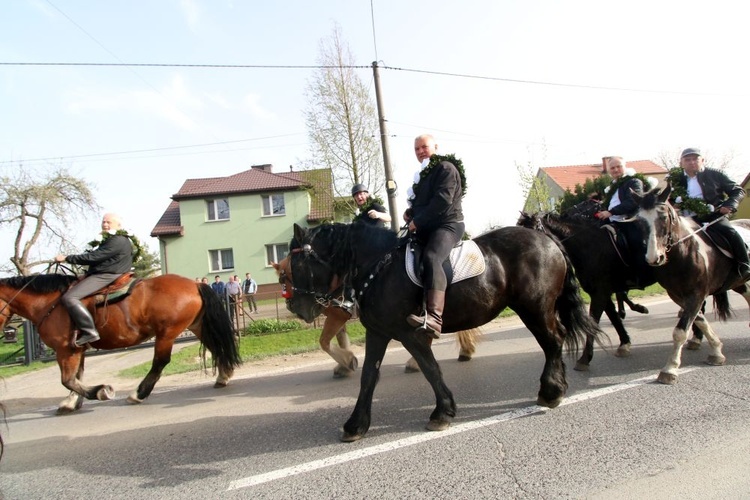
[262, 194, 286, 217]
[209, 248, 234, 272]
[207, 198, 230, 221]
[265, 243, 289, 266]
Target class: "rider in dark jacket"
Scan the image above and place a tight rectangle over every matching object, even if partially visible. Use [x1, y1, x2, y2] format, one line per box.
[55, 213, 133, 346]
[403, 134, 465, 338]
[671, 148, 749, 291]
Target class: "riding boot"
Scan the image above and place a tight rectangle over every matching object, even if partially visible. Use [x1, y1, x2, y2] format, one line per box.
[406, 290, 445, 339]
[719, 234, 750, 292]
[67, 301, 101, 346]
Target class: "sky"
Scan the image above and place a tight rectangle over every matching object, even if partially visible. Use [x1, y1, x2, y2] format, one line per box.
[2, 0, 749, 274]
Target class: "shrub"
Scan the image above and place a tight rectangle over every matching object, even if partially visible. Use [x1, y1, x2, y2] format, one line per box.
[242, 319, 302, 336]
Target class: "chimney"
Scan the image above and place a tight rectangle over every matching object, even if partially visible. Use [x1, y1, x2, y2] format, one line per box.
[251, 164, 273, 172]
[289, 164, 293, 172]
[601, 157, 610, 174]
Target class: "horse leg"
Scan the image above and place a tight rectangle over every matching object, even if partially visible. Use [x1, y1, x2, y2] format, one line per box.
[517, 308, 567, 408]
[692, 314, 726, 366]
[56, 349, 114, 415]
[622, 292, 649, 315]
[457, 328, 478, 362]
[657, 304, 706, 384]
[575, 298, 606, 371]
[401, 335, 456, 431]
[686, 301, 708, 350]
[127, 337, 175, 403]
[319, 313, 358, 378]
[616, 291, 627, 319]
[603, 298, 632, 358]
[342, 332, 390, 442]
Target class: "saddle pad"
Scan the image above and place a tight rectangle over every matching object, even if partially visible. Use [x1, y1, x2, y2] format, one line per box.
[405, 239, 486, 287]
[736, 225, 750, 247]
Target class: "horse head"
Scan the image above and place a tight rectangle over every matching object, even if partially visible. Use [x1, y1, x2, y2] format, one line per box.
[632, 184, 674, 266]
[286, 223, 342, 323]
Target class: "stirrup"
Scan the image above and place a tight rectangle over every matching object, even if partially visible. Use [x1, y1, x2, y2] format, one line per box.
[75, 331, 100, 347]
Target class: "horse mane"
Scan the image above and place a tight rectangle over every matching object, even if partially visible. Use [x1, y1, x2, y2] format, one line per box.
[0, 274, 77, 294]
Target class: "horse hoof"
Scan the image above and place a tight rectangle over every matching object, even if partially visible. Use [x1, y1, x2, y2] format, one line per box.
[333, 366, 355, 378]
[705, 355, 726, 366]
[340, 432, 363, 443]
[657, 372, 677, 384]
[573, 361, 589, 372]
[213, 381, 229, 388]
[97, 385, 115, 401]
[685, 340, 701, 351]
[633, 305, 649, 314]
[56, 405, 78, 415]
[457, 354, 472, 362]
[615, 344, 632, 358]
[537, 396, 562, 409]
[127, 392, 143, 404]
[350, 356, 359, 371]
[426, 419, 451, 432]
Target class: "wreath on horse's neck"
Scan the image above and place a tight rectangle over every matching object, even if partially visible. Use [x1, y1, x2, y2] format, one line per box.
[357, 196, 385, 216]
[88, 229, 146, 264]
[666, 167, 712, 217]
[411, 154, 467, 200]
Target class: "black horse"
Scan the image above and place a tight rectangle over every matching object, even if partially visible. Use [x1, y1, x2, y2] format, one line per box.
[286, 222, 603, 442]
[518, 201, 655, 369]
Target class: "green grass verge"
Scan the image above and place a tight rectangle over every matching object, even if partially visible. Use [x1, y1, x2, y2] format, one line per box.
[4, 284, 667, 380]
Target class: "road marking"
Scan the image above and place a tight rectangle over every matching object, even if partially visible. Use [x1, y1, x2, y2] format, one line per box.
[227, 368, 696, 490]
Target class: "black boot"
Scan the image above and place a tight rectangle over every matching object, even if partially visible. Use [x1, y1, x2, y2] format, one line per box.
[67, 301, 100, 346]
[406, 290, 445, 339]
[719, 235, 750, 292]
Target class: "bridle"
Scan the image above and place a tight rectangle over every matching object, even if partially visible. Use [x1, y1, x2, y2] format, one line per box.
[283, 245, 346, 308]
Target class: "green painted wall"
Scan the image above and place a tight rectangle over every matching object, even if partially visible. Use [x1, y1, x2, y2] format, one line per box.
[158, 189, 313, 287]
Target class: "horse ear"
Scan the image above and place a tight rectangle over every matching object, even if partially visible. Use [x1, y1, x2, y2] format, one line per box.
[293, 223, 306, 243]
[658, 183, 672, 203]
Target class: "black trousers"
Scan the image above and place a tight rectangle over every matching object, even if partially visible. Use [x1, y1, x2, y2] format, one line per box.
[419, 221, 465, 291]
[701, 216, 750, 266]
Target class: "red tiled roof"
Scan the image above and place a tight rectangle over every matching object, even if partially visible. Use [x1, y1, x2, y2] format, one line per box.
[542, 160, 667, 192]
[150, 166, 334, 237]
[172, 167, 305, 199]
[150, 201, 182, 237]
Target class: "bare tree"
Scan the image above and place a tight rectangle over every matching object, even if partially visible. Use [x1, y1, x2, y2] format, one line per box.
[0, 165, 98, 275]
[656, 148, 738, 178]
[302, 24, 383, 210]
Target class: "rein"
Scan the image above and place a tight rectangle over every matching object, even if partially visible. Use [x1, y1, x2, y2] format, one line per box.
[663, 206, 725, 251]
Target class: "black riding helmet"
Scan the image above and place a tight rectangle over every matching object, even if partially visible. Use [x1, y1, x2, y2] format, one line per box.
[351, 184, 368, 196]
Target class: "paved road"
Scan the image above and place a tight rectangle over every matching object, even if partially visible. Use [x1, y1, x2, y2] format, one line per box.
[2, 295, 750, 499]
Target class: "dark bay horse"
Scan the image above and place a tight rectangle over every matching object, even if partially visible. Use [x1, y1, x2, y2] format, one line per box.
[0, 274, 242, 414]
[633, 186, 750, 384]
[273, 256, 479, 377]
[517, 210, 656, 369]
[286, 223, 603, 442]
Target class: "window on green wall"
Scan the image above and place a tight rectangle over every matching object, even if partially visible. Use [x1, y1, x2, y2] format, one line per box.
[265, 243, 289, 265]
[207, 199, 230, 221]
[262, 194, 285, 216]
[209, 248, 234, 271]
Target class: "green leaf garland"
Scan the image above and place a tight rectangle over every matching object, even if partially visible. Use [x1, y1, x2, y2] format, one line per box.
[412, 154, 467, 199]
[666, 168, 712, 217]
[88, 229, 145, 264]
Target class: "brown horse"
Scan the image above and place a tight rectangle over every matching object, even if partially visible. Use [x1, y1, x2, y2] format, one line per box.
[0, 274, 242, 414]
[633, 186, 750, 384]
[272, 256, 478, 377]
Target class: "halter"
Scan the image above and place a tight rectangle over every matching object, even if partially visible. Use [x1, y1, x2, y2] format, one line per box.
[285, 245, 344, 308]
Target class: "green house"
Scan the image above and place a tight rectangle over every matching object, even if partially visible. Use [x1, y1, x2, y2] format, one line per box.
[150, 164, 334, 296]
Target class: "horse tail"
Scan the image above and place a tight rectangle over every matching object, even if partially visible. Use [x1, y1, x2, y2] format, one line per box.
[712, 292, 733, 322]
[552, 242, 605, 356]
[197, 284, 243, 373]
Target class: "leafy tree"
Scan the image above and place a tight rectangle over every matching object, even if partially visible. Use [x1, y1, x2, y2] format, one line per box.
[559, 176, 610, 213]
[0, 165, 98, 275]
[133, 244, 160, 278]
[302, 24, 384, 214]
[517, 159, 555, 213]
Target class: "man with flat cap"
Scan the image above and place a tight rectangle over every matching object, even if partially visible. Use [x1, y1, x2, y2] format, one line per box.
[671, 147, 750, 291]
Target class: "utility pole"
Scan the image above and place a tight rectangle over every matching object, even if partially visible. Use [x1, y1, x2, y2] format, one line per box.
[372, 60, 399, 231]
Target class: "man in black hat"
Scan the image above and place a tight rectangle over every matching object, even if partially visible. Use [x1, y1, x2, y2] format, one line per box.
[672, 147, 750, 290]
[351, 184, 391, 227]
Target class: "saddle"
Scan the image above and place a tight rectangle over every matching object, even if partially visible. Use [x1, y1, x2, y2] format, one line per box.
[75, 272, 141, 305]
[405, 239, 486, 287]
[599, 225, 631, 267]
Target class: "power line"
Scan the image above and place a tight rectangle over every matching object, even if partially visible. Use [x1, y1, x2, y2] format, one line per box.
[1, 61, 743, 96]
[0, 134, 305, 166]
